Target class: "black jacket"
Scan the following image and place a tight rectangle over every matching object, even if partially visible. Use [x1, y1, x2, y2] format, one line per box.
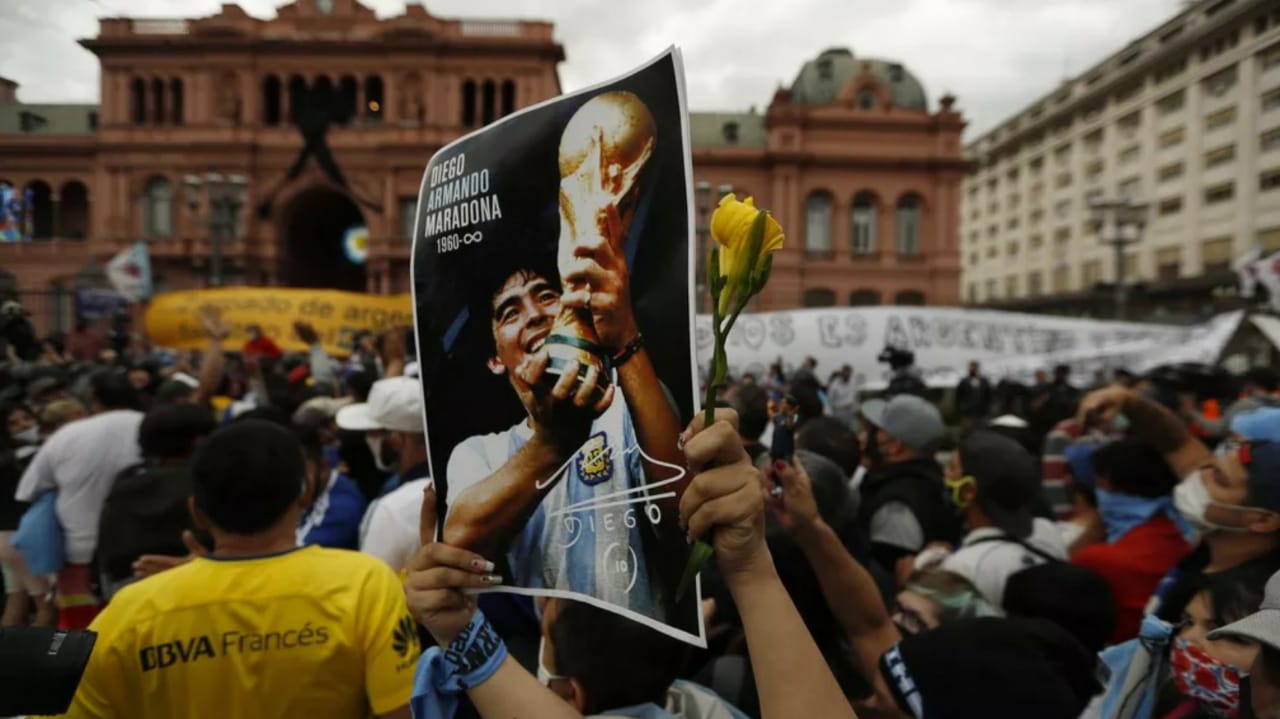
[955, 375, 993, 418]
[859, 458, 962, 567]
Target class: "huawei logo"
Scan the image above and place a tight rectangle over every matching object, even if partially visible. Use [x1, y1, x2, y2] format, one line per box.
[392, 615, 419, 658]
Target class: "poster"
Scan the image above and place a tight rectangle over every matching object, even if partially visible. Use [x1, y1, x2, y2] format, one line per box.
[411, 49, 704, 646]
[697, 306, 1245, 390]
[145, 287, 412, 357]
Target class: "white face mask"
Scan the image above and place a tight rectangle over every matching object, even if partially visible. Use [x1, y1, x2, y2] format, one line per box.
[1173, 470, 1252, 534]
[537, 636, 568, 688]
[12, 426, 39, 445]
[366, 434, 396, 473]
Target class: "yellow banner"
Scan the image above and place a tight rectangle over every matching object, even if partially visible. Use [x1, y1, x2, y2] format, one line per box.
[144, 288, 413, 357]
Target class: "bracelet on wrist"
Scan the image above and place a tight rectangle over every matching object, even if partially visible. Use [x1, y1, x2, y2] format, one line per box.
[611, 333, 645, 368]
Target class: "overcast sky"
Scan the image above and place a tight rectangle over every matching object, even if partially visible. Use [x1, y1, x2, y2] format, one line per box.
[0, 0, 1185, 137]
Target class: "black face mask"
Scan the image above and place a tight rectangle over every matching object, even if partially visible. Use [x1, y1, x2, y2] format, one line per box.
[864, 429, 882, 467]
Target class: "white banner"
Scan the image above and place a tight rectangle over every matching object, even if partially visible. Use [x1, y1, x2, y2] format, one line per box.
[695, 307, 1245, 391]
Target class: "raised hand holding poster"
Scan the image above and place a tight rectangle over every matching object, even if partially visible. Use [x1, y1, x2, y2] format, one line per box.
[411, 49, 704, 646]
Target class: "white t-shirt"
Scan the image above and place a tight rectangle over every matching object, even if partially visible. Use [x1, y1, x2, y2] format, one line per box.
[827, 377, 859, 412]
[360, 478, 431, 575]
[940, 518, 1068, 608]
[16, 410, 144, 564]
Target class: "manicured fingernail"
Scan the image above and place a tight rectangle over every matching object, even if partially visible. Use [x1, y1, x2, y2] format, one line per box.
[471, 559, 496, 573]
[678, 429, 690, 448]
[482, 574, 504, 585]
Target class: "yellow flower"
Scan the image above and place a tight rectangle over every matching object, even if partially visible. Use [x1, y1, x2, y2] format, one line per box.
[710, 194, 784, 315]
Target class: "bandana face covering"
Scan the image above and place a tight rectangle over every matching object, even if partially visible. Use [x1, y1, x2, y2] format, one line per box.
[1171, 636, 1245, 717]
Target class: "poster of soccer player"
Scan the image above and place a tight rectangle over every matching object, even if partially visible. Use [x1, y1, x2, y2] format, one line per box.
[410, 49, 703, 646]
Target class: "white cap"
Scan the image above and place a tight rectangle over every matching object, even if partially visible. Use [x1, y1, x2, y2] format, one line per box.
[336, 376, 424, 434]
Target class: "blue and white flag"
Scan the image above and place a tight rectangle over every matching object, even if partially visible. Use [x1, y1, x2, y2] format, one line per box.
[105, 241, 152, 302]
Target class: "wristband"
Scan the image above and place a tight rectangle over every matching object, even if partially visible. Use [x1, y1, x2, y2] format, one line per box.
[411, 611, 508, 719]
[611, 333, 645, 367]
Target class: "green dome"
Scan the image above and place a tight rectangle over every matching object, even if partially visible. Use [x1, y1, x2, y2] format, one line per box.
[788, 48, 928, 111]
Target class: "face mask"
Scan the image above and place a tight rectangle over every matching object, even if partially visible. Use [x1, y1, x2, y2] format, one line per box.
[366, 435, 397, 473]
[1174, 471, 1253, 534]
[537, 636, 568, 688]
[12, 426, 39, 445]
[1096, 489, 1168, 543]
[1171, 636, 1245, 717]
[944, 475, 975, 513]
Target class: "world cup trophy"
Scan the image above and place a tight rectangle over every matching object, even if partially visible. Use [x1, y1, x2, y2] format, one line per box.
[544, 91, 657, 396]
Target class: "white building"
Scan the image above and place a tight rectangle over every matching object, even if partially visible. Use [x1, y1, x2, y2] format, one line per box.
[962, 0, 1280, 317]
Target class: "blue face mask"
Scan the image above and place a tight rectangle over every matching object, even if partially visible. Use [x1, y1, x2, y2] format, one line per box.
[1095, 489, 1174, 543]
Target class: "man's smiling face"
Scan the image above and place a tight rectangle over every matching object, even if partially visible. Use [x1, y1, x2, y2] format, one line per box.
[487, 269, 562, 378]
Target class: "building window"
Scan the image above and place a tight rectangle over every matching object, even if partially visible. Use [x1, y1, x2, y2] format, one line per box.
[461, 79, 477, 126]
[894, 290, 925, 306]
[1114, 81, 1142, 104]
[1158, 127, 1185, 148]
[802, 288, 836, 307]
[1204, 182, 1235, 204]
[1154, 58, 1187, 84]
[261, 76, 282, 126]
[1205, 107, 1237, 130]
[365, 75, 384, 124]
[1006, 241, 1020, 257]
[857, 89, 876, 110]
[1259, 226, 1280, 254]
[817, 58, 834, 81]
[1006, 217, 1020, 230]
[1055, 172, 1073, 189]
[849, 289, 880, 307]
[1082, 260, 1102, 287]
[968, 251, 979, 265]
[287, 75, 306, 125]
[1119, 145, 1141, 165]
[151, 78, 166, 124]
[130, 78, 146, 126]
[1053, 144, 1071, 165]
[1158, 162, 1185, 182]
[1158, 196, 1184, 215]
[1261, 168, 1280, 191]
[985, 279, 997, 299]
[1260, 41, 1280, 72]
[805, 192, 833, 256]
[1054, 199, 1072, 218]
[1030, 209, 1044, 225]
[338, 76, 358, 124]
[1054, 227, 1071, 244]
[1156, 89, 1185, 114]
[1118, 177, 1142, 200]
[1028, 271, 1043, 297]
[143, 176, 173, 237]
[1156, 246, 1182, 281]
[895, 195, 922, 256]
[1204, 144, 1236, 168]
[967, 284, 977, 304]
[1202, 236, 1232, 273]
[1263, 128, 1280, 152]
[481, 79, 497, 125]
[1117, 110, 1142, 134]
[400, 197, 417, 241]
[850, 192, 876, 255]
[500, 79, 516, 117]
[1004, 275, 1018, 298]
[1029, 233, 1044, 250]
[170, 78, 184, 125]
[722, 121, 739, 144]
[1263, 89, 1280, 113]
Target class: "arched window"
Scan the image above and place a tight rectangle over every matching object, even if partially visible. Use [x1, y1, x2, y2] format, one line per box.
[262, 76, 282, 126]
[313, 75, 334, 114]
[461, 79, 477, 126]
[802, 288, 836, 307]
[170, 78, 184, 125]
[338, 76, 357, 124]
[131, 78, 146, 126]
[151, 78, 166, 124]
[896, 194, 922, 256]
[364, 75, 383, 124]
[24, 181, 53, 240]
[500, 79, 516, 117]
[857, 89, 876, 110]
[895, 290, 926, 306]
[849, 289, 881, 306]
[851, 192, 877, 255]
[143, 176, 173, 238]
[804, 192, 833, 255]
[481, 79, 496, 125]
[59, 181, 89, 240]
[287, 75, 307, 125]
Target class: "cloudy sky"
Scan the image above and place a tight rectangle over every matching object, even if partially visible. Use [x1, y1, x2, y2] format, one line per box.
[0, 0, 1184, 137]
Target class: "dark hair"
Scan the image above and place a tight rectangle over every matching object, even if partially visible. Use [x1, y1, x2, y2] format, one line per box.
[192, 420, 305, 534]
[1003, 562, 1117, 654]
[551, 600, 689, 714]
[796, 416, 861, 477]
[727, 383, 768, 441]
[346, 370, 376, 403]
[1090, 439, 1178, 498]
[463, 248, 560, 357]
[789, 377, 825, 426]
[138, 403, 217, 459]
[1201, 555, 1280, 629]
[0, 400, 34, 448]
[88, 370, 140, 411]
[153, 379, 196, 406]
[1244, 367, 1280, 394]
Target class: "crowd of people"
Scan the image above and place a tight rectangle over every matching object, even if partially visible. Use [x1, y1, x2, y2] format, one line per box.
[4, 301, 1280, 719]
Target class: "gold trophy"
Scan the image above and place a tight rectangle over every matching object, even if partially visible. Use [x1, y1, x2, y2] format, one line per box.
[545, 91, 657, 394]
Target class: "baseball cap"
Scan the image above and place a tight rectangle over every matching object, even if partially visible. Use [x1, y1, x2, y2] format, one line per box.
[861, 395, 944, 453]
[959, 430, 1039, 539]
[1208, 569, 1280, 650]
[1239, 441, 1280, 514]
[26, 376, 67, 403]
[335, 376, 423, 434]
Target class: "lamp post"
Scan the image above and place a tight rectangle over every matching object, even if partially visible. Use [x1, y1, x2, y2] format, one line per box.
[1088, 197, 1147, 320]
[183, 171, 247, 288]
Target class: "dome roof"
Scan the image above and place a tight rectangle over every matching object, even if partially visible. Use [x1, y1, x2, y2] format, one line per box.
[788, 47, 928, 112]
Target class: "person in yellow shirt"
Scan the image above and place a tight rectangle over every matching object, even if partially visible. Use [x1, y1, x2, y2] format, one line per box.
[60, 419, 418, 718]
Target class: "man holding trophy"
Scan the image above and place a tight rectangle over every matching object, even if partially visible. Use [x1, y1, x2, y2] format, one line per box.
[443, 91, 690, 622]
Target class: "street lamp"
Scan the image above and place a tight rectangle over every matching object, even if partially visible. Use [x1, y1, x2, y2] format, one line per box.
[1088, 197, 1147, 320]
[184, 172, 247, 288]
